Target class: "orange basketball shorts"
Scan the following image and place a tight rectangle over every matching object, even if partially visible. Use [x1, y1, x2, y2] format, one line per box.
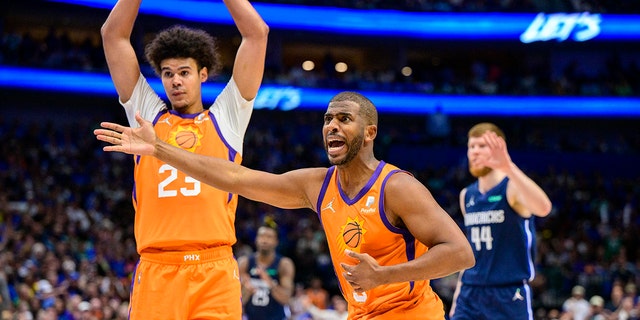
[129, 246, 242, 319]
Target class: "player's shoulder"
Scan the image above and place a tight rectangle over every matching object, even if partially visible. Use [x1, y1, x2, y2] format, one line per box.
[279, 256, 295, 267]
[289, 167, 331, 181]
[237, 254, 250, 264]
[384, 169, 421, 191]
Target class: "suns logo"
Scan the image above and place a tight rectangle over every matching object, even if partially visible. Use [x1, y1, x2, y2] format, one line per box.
[337, 217, 366, 253]
[168, 125, 203, 152]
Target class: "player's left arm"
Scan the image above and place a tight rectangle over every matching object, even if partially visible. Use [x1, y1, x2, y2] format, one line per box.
[342, 173, 474, 291]
[270, 257, 295, 305]
[505, 165, 552, 218]
[224, 0, 269, 100]
[448, 188, 469, 318]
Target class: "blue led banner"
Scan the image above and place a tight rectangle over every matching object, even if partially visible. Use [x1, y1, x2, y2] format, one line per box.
[48, 0, 640, 42]
[2, 67, 638, 116]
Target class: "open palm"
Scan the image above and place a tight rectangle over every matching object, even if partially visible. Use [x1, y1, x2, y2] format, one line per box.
[481, 131, 512, 172]
[94, 113, 157, 156]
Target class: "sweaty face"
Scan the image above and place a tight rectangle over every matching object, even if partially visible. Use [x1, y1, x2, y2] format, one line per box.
[160, 57, 205, 112]
[323, 102, 365, 166]
[467, 136, 492, 178]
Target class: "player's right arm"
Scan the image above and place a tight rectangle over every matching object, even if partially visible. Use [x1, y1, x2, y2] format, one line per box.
[152, 142, 322, 210]
[459, 188, 468, 216]
[95, 113, 324, 211]
[101, 0, 142, 102]
[237, 255, 254, 305]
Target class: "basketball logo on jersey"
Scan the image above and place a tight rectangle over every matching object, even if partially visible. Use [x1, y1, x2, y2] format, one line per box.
[169, 125, 202, 152]
[338, 217, 366, 252]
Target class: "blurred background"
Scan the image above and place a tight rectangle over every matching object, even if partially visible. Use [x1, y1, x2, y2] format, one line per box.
[1, 0, 640, 319]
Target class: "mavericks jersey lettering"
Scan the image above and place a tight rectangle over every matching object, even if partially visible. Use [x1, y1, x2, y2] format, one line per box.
[316, 161, 444, 320]
[461, 177, 536, 285]
[133, 109, 241, 252]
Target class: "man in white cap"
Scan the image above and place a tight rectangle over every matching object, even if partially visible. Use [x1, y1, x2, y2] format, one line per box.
[561, 285, 591, 320]
[589, 295, 611, 320]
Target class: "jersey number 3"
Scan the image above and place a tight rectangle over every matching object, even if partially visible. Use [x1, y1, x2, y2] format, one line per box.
[470, 226, 494, 251]
[158, 164, 201, 197]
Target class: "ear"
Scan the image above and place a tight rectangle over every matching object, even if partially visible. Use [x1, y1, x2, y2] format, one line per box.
[200, 67, 209, 82]
[365, 124, 377, 141]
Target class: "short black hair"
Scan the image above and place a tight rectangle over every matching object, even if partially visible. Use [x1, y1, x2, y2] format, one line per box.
[330, 91, 378, 126]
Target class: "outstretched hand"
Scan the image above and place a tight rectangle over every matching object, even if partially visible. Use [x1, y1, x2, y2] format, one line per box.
[479, 131, 512, 172]
[94, 112, 157, 156]
[340, 250, 381, 293]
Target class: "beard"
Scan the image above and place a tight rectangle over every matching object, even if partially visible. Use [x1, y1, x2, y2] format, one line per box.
[327, 133, 364, 166]
[469, 161, 492, 178]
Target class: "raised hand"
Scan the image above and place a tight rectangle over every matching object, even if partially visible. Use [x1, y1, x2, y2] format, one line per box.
[94, 112, 157, 156]
[479, 131, 512, 172]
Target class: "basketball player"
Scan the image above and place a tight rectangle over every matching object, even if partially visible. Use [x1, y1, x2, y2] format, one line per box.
[238, 218, 295, 320]
[449, 123, 552, 320]
[100, 0, 268, 318]
[95, 91, 475, 319]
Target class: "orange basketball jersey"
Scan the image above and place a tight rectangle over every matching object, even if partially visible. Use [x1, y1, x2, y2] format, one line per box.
[316, 161, 445, 319]
[133, 110, 240, 252]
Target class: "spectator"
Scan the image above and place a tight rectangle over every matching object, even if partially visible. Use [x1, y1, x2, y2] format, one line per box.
[562, 285, 591, 320]
[302, 295, 348, 320]
[611, 296, 638, 320]
[588, 295, 611, 320]
[305, 277, 329, 310]
[606, 283, 625, 312]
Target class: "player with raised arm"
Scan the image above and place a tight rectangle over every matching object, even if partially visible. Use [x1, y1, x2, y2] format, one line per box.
[100, 0, 268, 318]
[95, 91, 475, 319]
[450, 122, 552, 320]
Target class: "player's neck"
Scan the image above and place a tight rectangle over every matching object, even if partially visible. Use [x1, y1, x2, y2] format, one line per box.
[477, 171, 506, 193]
[337, 158, 380, 198]
[172, 102, 204, 115]
[256, 251, 276, 264]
